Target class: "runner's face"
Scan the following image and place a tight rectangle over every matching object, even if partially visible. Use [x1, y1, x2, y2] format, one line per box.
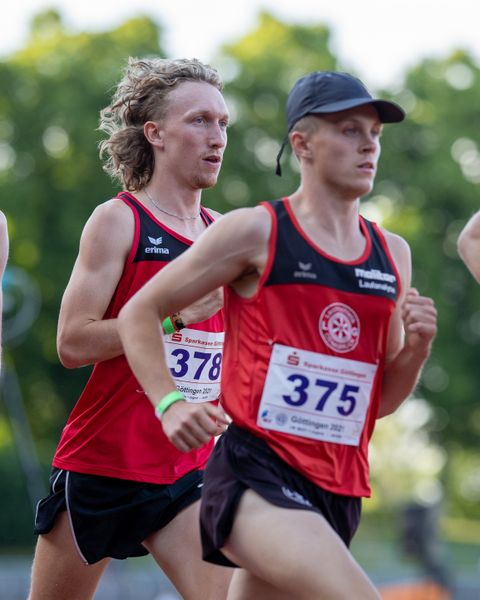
[160, 81, 229, 190]
[308, 105, 382, 198]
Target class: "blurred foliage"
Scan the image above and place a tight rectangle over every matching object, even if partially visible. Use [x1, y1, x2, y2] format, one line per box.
[205, 12, 338, 210]
[374, 51, 480, 452]
[0, 9, 165, 456]
[364, 51, 480, 520]
[0, 10, 479, 547]
[0, 10, 166, 544]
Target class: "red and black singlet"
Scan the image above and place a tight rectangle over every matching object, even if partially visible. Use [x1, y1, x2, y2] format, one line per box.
[221, 197, 400, 497]
[53, 192, 223, 484]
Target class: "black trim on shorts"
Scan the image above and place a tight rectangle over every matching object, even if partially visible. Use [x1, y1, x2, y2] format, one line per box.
[34, 468, 204, 564]
[200, 424, 362, 567]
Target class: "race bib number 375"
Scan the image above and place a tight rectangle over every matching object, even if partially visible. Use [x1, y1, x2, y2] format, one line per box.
[257, 344, 378, 446]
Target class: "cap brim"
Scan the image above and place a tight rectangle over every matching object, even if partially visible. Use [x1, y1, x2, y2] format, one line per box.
[309, 97, 405, 123]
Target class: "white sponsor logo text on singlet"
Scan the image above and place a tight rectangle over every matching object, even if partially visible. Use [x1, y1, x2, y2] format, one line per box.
[257, 344, 378, 445]
[164, 328, 224, 402]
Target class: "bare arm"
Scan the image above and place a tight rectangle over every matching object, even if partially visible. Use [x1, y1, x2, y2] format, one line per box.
[0, 212, 9, 367]
[458, 210, 480, 282]
[378, 232, 437, 418]
[118, 206, 271, 451]
[57, 200, 135, 368]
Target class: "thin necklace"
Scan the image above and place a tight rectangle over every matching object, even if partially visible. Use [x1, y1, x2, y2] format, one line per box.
[144, 188, 201, 220]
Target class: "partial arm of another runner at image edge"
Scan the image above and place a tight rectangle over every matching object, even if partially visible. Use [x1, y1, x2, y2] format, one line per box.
[457, 210, 480, 282]
[118, 206, 270, 452]
[0, 212, 9, 368]
[377, 231, 437, 418]
[57, 200, 222, 369]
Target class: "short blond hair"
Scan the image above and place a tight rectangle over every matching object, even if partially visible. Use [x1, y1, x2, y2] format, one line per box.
[291, 114, 321, 136]
[288, 115, 322, 160]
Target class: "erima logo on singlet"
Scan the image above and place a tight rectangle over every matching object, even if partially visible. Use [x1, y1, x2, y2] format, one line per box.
[293, 261, 317, 280]
[148, 236, 162, 245]
[145, 235, 170, 254]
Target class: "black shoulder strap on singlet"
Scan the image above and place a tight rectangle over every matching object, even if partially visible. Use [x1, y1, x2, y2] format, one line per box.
[271, 198, 286, 216]
[117, 191, 143, 212]
[200, 206, 215, 226]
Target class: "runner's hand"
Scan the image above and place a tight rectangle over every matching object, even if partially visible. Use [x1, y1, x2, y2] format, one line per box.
[161, 400, 229, 452]
[401, 288, 437, 355]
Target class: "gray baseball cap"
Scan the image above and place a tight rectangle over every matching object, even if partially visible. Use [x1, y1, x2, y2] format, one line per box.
[276, 71, 405, 175]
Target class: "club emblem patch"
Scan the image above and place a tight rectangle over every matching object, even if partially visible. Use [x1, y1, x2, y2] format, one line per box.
[319, 303, 360, 353]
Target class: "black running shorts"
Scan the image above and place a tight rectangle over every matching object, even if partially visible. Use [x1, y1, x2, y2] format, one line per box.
[34, 467, 204, 564]
[200, 424, 361, 567]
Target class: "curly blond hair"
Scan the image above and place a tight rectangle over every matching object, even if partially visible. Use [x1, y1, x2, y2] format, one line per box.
[98, 57, 223, 191]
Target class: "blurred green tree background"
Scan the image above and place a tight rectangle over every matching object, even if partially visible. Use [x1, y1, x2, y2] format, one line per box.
[0, 9, 479, 552]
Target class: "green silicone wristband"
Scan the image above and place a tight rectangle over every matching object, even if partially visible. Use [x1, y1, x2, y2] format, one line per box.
[155, 390, 185, 420]
[162, 316, 176, 335]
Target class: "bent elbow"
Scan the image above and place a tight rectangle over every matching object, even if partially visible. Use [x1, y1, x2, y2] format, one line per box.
[57, 345, 80, 369]
[57, 331, 84, 369]
[457, 234, 468, 260]
[457, 240, 480, 282]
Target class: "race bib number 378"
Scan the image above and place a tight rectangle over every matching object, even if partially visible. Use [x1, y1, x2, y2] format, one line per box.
[165, 328, 224, 403]
[257, 344, 378, 446]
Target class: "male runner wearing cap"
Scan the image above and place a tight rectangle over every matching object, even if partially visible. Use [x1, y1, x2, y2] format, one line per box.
[458, 209, 480, 282]
[118, 71, 437, 599]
